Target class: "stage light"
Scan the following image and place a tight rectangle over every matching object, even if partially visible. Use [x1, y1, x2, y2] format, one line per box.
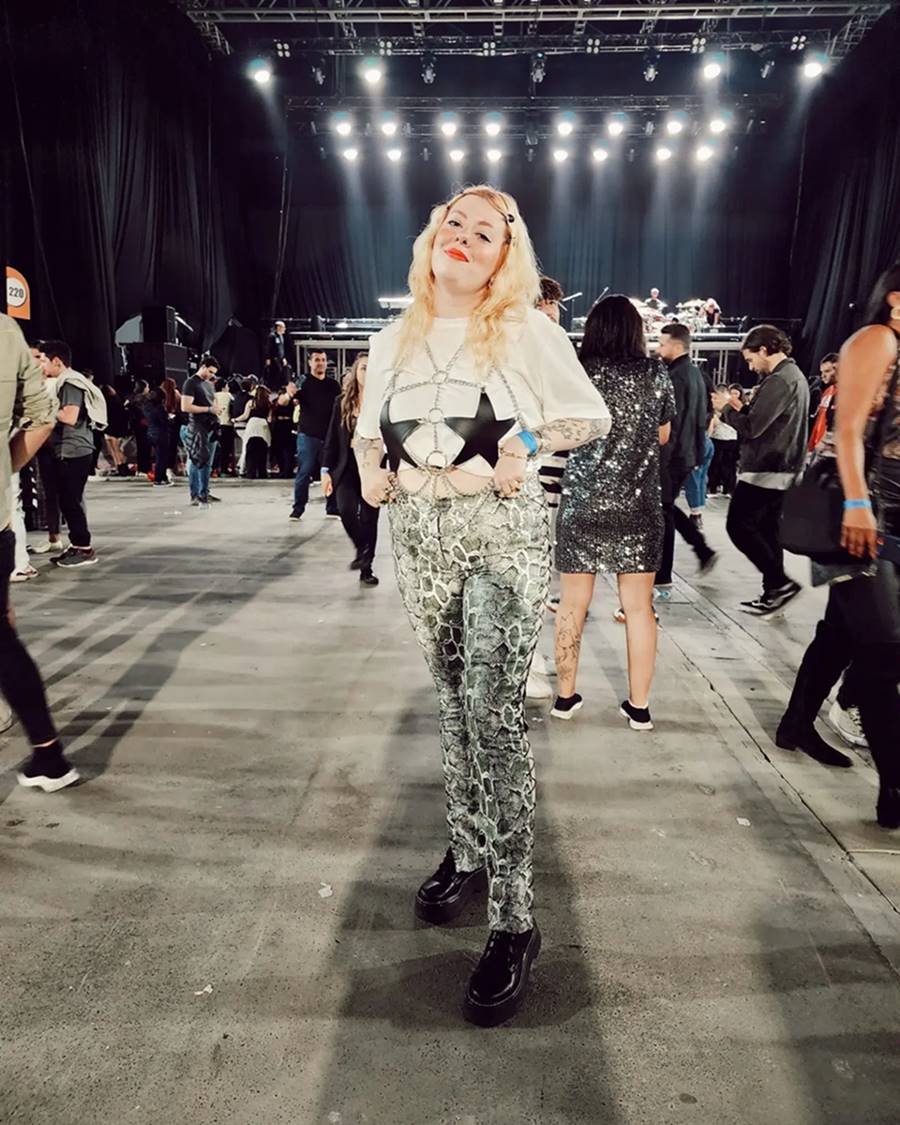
[377, 39, 393, 57]
[360, 58, 384, 86]
[665, 114, 686, 136]
[531, 52, 546, 85]
[421, 53, 436, 85]
[592, 146, 609, 163]
[691, 36, 707, 55]
[449, 148, 466, 163]
[380, 114, 399, 137]
[586, 37, 600, 56]
[386, 147, 403, 162]
[485, 148, 503, 164]
[607, 114, 627, 137]
[275, 41, 291, 60]
[695, 144, 715, 163]
[802, 52, 828, 79]
[247, 58, 273, 85]
[656, 146, 673, 163]
[332, 113, 353, 137]
[341, 147, 359, 162]
[709, 114, 730, 134]
[311, 57, 326, 86]
[643, 51, 659, 83]
[552, 148, 569, 163]
[790, 34, 808, 53]
[484, 113, 504, 137]
[556, 113, 575, 137]
[482, 40, 497, 57]
[701, 52, 725, 81]
[439, 114, 459, 137]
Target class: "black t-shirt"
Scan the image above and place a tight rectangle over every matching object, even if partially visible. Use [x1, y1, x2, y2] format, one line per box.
[182, 375, 215, 427]
[297, 375, 340, 440]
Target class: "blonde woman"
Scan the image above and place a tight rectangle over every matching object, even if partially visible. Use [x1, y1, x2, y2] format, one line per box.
[353, 186, 611, 1026]
[321, 354, 379, 586]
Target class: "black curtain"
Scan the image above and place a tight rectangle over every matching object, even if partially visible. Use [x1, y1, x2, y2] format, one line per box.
[1, 0, 241, 381]
[790, 7, 900, 366]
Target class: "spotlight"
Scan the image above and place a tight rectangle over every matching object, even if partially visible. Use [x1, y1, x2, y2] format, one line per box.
[643, 52, 659, 83]
[380, 114, 399, 137]
[701, 52, 725, 81]
[592, 146, 609, 163]
[695, 144, 715, 163]
[484, 113, 504, 137]
[247, 58, 273, 85]
[586, 37, 600, 56]
[665, 113, 686, 136]
[378, 39, 393, 57]
[311, 58, 326, 86]
[656, 146, 673, 163]
[530, 52, 546, 85]
[802, 52, 828, 79]
[439, 113, 459, 137]
[342, 147, 359, 162]
[448, 148, 466, 163]
[486, 148, 503, 164]
[332, 113, 353, 137]
[482, 40, 497, 57]
[556, 113, 575, 137]
[275, 41, 291, 60]
[691, 36, 707, 55]
[421, 53, 436, 85]
[790, 34, 808, 53]
[552, 148, 569, 163]
[360, 58, 384, 85]
[607, 113, 627, 138]
[386, 147, 403, 162]
[708, 113, 731, 134]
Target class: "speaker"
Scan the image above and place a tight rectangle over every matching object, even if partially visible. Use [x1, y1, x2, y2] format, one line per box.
[124, 342, 189, 387]
[142, 305, 178, 344]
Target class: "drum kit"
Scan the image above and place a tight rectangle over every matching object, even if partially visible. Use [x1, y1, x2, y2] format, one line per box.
[630, 296, 709, 336]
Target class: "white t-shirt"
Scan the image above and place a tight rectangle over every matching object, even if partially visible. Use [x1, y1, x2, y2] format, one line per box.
[358, 307, 610, 478]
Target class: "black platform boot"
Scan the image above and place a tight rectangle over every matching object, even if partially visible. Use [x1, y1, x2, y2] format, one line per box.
[463, 925, 541, 1027]
[414, 848, 487, 924]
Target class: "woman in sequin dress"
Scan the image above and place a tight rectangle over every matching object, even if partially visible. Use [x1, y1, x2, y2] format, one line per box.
[553, 294, 675, 731]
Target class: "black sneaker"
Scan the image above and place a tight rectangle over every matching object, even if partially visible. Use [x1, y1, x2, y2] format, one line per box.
[53, 547, 98, 569]
[17, 749, 80, 793]
[741, 580, 801, 616]
[359, 569, 379, 587]
[550, 693, 583, 720]
[698, 551, 719, 576]
[620, 699, 654, 731]
[415, 848, 488, 924]
[463, 925, 542, 1027]
[206, 493, 222, 503]
[289, 509, 303, 522]
[349, 555, 363, 571]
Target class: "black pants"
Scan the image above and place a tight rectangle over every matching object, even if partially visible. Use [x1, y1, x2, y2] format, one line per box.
[271, 423, 295, 479]
[36, 445, 61, 537]
[56, 454, 93, 548]
[709, 440, 738, 495]
[150, 430, 170, 484]
[244, 437, 270, 479]
[782, 554, 900, 786]
[657, 460, 712, 585]
[217, 426, 236, 475]
[726, 481, 789, 594]
[0, 528, 58, 746]
[336, 479, 379, 569]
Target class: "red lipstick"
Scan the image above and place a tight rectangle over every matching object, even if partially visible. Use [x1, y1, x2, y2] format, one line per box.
[446, 247, 469, 262]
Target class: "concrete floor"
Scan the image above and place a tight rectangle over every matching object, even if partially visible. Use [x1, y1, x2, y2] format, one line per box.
[1, 479, 899, 1125]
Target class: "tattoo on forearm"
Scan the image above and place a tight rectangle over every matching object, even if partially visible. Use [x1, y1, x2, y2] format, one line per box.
[535, 416, 609, 452]
[352, 435, 384, 472]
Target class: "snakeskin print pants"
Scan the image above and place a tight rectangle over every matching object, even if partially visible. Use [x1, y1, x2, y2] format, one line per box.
[389, 473, 550, 933]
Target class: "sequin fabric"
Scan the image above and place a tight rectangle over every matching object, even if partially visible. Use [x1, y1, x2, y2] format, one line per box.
[389, 473, 550, 932]
[556, 356, 675, 574]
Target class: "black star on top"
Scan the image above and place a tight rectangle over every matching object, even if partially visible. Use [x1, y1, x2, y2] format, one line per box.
[379, 400, 422, 471]
[444, 391, 515, 469]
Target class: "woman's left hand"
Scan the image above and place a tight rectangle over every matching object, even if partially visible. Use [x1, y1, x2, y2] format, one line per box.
[494, 436, 528, 499]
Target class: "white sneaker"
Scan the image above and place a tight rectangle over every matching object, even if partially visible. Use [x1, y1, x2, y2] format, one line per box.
[827, 701, 868, 748]
[11, 566, 38, 583]
[526, 672, 553, 701]
[30, 540, 65, 555]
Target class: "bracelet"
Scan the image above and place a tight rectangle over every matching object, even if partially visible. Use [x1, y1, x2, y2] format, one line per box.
[843, 499, 872, 510]
[517, 430, 540, 457]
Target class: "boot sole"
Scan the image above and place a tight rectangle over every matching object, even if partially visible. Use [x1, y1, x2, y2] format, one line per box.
[463, 927, 542, 1028]
[415, 867, 488, 925]
[16, 769, 80, 793]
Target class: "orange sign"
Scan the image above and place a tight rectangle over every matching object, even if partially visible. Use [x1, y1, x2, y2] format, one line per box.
[6, 267, 31, 320]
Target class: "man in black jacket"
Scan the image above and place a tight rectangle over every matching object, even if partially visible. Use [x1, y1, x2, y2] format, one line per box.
[655, 324, 717, 591]
[713, 324, 809, 615]
[264, 320, 291, 390]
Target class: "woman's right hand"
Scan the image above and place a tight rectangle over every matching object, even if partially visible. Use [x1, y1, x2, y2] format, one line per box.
[321, 471, 333, 498]
[841, 505, 878, 559]
[361, 468, 396, 507]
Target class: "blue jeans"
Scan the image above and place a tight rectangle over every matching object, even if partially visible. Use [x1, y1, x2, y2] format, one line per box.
[685, 435, 715, 511]
[293, 433, 338, 515]
[181, 424, 218, 501]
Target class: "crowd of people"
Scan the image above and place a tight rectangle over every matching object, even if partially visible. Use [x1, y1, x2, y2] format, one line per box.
[1, 183, 898, 1031]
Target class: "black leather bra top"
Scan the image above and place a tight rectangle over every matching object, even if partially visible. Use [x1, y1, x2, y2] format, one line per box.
[380, 390, 515, 473]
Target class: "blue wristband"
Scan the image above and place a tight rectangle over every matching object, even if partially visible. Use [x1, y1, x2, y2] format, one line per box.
[843, 499, 872, 510]
[517, 430, 539, 457]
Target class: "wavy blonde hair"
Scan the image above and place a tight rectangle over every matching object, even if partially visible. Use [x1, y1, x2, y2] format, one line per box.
[339, 352, 368, 431]
[394, 184, 541, 374]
